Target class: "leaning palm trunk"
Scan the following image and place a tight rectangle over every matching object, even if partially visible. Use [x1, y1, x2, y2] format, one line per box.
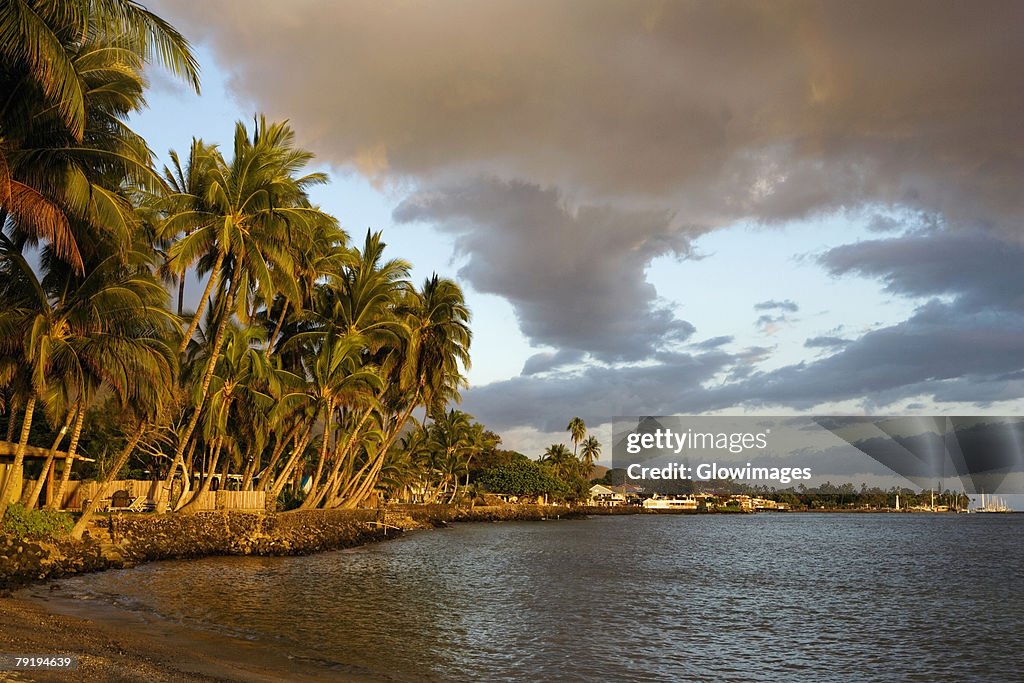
[256, 420, 301, 491]
[265, 297, 288, 360]
[310, 403, 377, 509]
[268, 424, 314, 499]
[25, 408, 76, 510]
[300, 406, 334, 509]
[47, 402, 88, 510]
[177, 436, 224, 513]
[0, 396, 36, 514]
[340, 399, 418, 509]
[159, 256, 243, 511]
[240, 448, 259, 491]
[71, 426, 145, 540]
[179, 249, 225, 354]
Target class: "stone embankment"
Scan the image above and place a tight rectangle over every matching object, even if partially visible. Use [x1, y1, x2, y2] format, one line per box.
[0, 504, 585, 589]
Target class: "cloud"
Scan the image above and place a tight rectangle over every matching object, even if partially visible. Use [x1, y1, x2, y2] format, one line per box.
[465, 228, 1024, 430]
[463, 350, 734, 432]
[468, 296, 1024, 432]
[725, 300, 1024, 409]
[820, 229, 1024, 312]
[804, 335, 849, 348]
[522, 349, 585, 376]
[754, 299, 799, 313]
[709, 229, 1024, 409]
[153, 1, 1024, 431]
[394, 178, 696, 360]
[754, 300, 799, 334]
[692, 335, 734, 350]
[157, 0, 1024, 237]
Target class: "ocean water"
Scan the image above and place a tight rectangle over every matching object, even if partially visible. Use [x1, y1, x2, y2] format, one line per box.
[32, 514, 1024, 681]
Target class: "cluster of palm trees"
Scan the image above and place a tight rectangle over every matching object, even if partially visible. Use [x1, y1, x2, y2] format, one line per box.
[540, 417, 601, 481]
[386, 409, 497, 505]
[0, 1, 472, 529]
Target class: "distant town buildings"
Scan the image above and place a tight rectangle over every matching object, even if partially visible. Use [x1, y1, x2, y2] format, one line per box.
[587, 485, 790, 512]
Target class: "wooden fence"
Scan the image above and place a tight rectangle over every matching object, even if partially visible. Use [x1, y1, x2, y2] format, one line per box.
[63, 479, 164, 510]
[61, 480, 266, 512]
[187, 489, 267, 512]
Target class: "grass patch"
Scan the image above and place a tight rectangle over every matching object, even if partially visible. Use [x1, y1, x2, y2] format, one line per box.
[2, 503, 74, 539]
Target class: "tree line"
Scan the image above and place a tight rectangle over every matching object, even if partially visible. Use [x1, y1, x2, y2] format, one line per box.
[0, 0, 477, 534]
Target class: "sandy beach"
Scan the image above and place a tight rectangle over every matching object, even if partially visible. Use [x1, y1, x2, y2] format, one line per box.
[0, 593, 353, 683]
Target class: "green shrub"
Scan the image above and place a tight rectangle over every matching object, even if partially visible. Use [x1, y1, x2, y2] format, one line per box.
[2, 503, 74, 539]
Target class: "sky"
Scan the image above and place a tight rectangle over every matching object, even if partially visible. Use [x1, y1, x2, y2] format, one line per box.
[134, 0, 1024, 470]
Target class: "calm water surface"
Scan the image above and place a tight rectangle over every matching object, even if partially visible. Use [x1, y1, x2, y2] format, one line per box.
[34, 514, 1024, 681]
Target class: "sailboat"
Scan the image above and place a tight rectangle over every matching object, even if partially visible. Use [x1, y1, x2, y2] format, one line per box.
[975, 491, 1012, 513]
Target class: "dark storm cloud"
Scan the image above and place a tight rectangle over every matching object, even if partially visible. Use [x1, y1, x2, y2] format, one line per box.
[153, 0, 1024, 425]
[521, 349, 585, 376]
[754, 300, 799, 313]
[394, 178, 696, 361]
[157, 0, 1024, 236]
[465, 230, 1024, 430]
[463, 351, 733, 432]
[820, 229, 1024, 312]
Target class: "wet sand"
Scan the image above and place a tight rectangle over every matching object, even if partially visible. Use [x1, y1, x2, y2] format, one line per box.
[0, 594, 349, 683]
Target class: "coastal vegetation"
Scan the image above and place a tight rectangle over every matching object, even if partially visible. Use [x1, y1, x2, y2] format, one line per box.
[0, 0, 484, 530]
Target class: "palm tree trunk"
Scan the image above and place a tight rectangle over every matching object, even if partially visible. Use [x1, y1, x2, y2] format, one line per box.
[47, 402, 87, 510]
[268, 424, 313, 499]
[314, 402, 376, 508]
[300, 403, 334, 509]
[177, 273, 186, 317]
[159, 254, 242, 511]
[25, 407, 76, 510]
[178, 435, 223, 513]
[179, 249, 225, 354]
[4, 404, 15, 442]
[265, 297, 288, 360]
[256, 420, 301, 491]
[240, 449, 258, 491]
[0, 395, 36, 515]
[341, 398, 418, 509]
[71, 425, 145, 540]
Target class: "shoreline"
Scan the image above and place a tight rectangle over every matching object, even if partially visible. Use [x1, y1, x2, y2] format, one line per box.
[0, 508, 997, 681]
[0, 504, 589, 592]
[0, 505, 588, 682]
[0, 503, 973, 592]
[0, 593, 333, 683]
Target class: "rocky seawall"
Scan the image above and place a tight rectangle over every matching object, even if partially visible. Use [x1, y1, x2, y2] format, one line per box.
[0, 504, 583, 590]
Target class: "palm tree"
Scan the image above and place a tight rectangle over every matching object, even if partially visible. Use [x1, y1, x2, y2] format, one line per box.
[177, 323, 275, 512]
[159, 117, 336, 510]
[580, 435, 601, 478]
[288, 330, 381, 509]
[257, 212, 349, 359]
[567, 416, 586, 458]
[158, 138, 217, 319]
[0, 0, 199, 141]
[1, 3, 200, 274]
[340, 274, 471, 508]
[542, 443, 575, 480]
[426, 409, 473, 503]
[0, 234, 177, 514]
